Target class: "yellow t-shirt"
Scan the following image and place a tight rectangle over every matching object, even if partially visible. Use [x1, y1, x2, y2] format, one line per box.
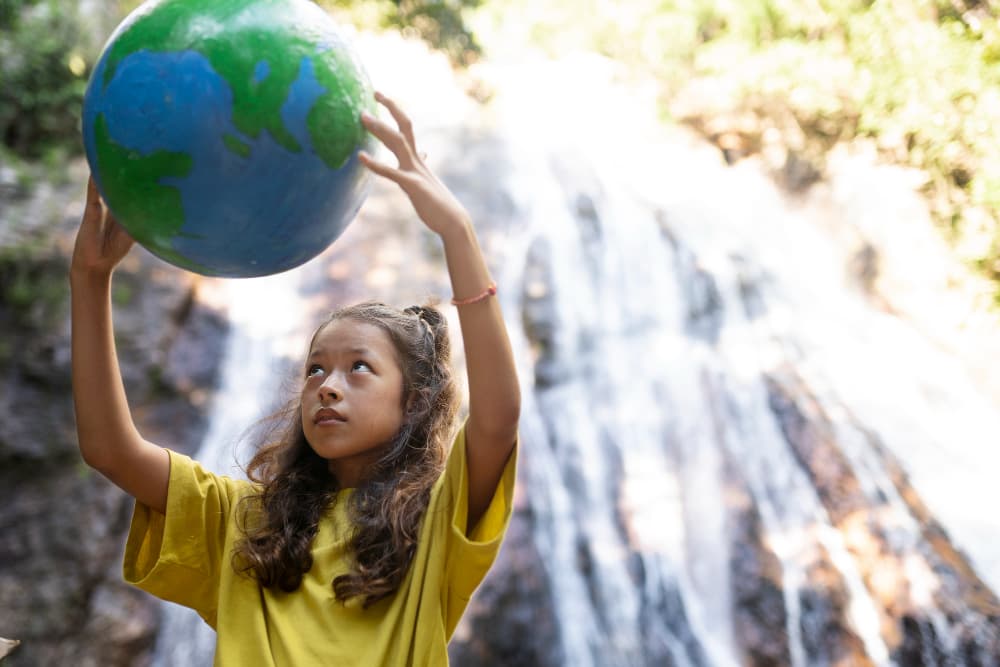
[123, 420, 517, 666]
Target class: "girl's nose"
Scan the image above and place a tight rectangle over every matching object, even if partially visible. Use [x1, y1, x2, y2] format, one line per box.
[318, 376, 342, 401]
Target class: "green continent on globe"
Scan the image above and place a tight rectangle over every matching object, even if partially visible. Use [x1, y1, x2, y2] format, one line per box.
[223, 134, 252, 159]
[102, 0, 371, 170]
[93, 114, 206, 271]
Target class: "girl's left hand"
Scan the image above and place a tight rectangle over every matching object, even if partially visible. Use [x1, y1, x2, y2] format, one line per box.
[359, 92, 470, 237]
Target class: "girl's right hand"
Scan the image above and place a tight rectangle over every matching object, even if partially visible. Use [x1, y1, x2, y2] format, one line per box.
[71, 177, 135, 278]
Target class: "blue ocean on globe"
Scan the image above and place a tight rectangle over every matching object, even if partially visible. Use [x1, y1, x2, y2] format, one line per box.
[81, 0, 374, 277]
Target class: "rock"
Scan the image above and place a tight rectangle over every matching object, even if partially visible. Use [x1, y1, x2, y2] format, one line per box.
[765, 367, 1000, 663]
[0, 167, 228, 666]
[723, 458, 792, 666]
[521, 237, 566, 389]
[449, 504, 562, 666]
[798, 553, 873, 666]
[0, 164, 27, 201]
[0, 637, 20, 660]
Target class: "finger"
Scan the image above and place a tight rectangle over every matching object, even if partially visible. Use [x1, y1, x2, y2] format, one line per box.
[374, 91, 417, 152]
[97, 205, 133, 253]
[107, 221, 136, 256]
[84, 177, 105, 218]
[359, 151, 412, 184]
[86, 176, 104, 211]
[104, 209, 133, 240]
[361, 111, 415, 168]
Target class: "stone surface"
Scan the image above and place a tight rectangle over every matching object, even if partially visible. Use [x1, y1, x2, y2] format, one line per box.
[449, 503, 563, 666]
[0, 161, 228, 666]
[723, 462, 792, 667]
[766, 368, 1000, 664]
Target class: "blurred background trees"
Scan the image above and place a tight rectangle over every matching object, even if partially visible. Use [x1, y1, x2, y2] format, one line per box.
[3, 0, 999, 298]
[1, 0, 93, 176]
[473, 0, 1000, 300]
[0, 0, 482, 161]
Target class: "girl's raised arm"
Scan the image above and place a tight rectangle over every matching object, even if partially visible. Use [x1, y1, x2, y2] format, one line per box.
[71, 178, 170, 513]
[359, 93, 520, 532]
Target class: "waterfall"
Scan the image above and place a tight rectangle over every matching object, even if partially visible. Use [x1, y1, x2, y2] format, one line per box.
[484, 52, 1000, 665]
[152, 269, 309, 667]
[148, 35, 1000, 666]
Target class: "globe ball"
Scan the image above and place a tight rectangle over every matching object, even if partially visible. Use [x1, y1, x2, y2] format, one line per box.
[82, 0, 376, 277]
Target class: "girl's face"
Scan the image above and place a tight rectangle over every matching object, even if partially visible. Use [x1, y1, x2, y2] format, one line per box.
[301, 318, 407, 487]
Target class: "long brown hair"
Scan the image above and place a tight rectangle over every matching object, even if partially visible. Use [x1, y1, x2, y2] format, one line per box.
[232, 302, 459, 608]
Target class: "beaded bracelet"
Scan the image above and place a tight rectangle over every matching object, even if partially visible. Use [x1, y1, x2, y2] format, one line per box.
[451, 282, 497, 306]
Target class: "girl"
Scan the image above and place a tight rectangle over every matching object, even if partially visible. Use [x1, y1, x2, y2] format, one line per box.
[71, 92, 520, 665]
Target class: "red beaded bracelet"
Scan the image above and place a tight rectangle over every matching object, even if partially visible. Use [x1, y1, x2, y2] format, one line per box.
[451, 282, 497, 306]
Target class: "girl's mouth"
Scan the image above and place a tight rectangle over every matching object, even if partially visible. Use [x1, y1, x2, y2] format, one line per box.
[315, 407, 347, 424]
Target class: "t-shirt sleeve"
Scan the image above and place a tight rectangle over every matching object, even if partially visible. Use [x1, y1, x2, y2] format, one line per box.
[122, 449, 249, 628]
[436, 419, 518, 631]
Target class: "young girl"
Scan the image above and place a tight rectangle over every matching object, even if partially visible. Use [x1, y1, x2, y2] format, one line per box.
[71, 92, 520, 665]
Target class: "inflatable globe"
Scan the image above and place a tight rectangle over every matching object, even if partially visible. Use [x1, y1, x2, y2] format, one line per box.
[82, 0, 375, 277]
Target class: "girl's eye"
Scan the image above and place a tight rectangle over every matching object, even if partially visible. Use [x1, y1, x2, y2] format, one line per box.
[307, 364, 325, 377]
[352, 360, 372, 372]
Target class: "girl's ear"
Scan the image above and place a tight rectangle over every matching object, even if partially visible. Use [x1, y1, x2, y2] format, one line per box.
[404, 387, 430, 416]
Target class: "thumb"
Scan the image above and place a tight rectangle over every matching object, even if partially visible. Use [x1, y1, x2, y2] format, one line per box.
[104, 210, 135, 250]
[83, 177, 105, 224]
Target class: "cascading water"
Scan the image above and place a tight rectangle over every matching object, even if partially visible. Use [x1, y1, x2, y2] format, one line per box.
[152, 269, 309, 667]
[149, 33, 1000, 666]
[476, 51, 1000, 665]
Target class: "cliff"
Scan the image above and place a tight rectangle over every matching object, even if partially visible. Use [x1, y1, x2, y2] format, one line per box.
[0, 160, 229, 666]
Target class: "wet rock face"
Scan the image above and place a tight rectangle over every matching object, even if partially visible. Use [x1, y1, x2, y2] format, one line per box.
[0, 249, 77, 461]
[724, 463, 791, 667]
[0, 465, 157, 666]
[449, 504, 563, 666]
[0, 184, 228, 666]
[797, 555, 873, 667]
[765, 369, 1000, 665]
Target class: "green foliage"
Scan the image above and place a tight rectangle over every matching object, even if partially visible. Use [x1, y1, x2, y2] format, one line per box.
[0, 0, 93, 159]
[844, 3, 1000, 242]
[0, 0, 40, 30]
[0, 245, 70, 331]
[321, 0, 483, 64]
[388, 0, 484, 64]
[476, 0, 1000, 298]
[1, 0, 481, 160]
[112, 282, 134, 306]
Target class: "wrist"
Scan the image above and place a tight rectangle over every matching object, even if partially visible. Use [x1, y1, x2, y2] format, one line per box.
[70, 264, 114, 290]
[437, 216, 473, 246]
